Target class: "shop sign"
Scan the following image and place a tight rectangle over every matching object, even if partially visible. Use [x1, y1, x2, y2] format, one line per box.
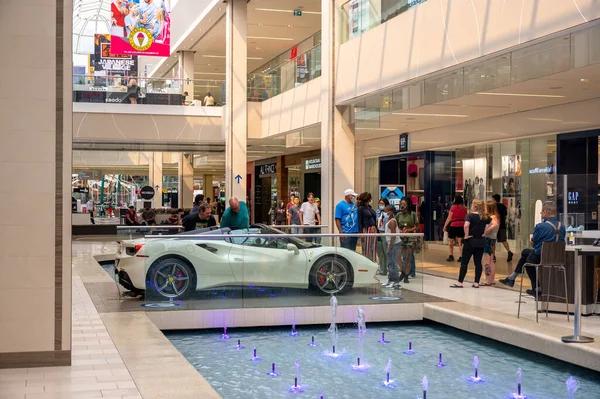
[568, 191, 580, 205]
[73, 187, 90, 194]
[379, 185, 405, 210]
[529, 166, 554, 174]
[93, 34, 138, 75]
[305, 158, 321, 171]
[140, 186, 155, 200]
[78, 170, 101, 180]
[259, 163, 277, 176]
[399, 133, 409, 152]
[162, 189, 178, 194]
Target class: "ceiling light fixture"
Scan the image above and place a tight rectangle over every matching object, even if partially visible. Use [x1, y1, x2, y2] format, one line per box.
[255, 8, 321, 14]
[476, 92, 565, 98]
[392, 113, 470, 118]
[248, 36, 294, 41]
[355, 127, 398, 131]
[527, 118, 562, 122]
[580, 78, 590, 82]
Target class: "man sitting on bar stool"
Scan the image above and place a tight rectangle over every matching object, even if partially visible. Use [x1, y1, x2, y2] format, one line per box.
[499, 202, 566, 296]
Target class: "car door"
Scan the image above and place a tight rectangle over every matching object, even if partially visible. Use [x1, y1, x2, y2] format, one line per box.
[228, 233, 308, 288]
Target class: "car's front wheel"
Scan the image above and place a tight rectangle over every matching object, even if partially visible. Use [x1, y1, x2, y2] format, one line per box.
[147, 257, 195, 300]
[311, 257, 352, 295]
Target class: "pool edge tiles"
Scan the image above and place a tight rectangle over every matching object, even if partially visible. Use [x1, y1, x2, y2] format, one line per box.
[424, 302, 600, 372]
[144, 302, 423, 330]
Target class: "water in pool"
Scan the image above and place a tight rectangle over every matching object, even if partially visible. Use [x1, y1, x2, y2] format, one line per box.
[165, 322, 600, 399]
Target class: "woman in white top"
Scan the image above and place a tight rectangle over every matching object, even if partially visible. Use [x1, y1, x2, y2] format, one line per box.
[381, 205, 402, 289]
[203, 92, 215, 106]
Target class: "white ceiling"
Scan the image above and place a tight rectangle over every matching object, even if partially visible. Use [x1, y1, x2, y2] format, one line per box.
[353, 63, 600, 143]
[153, 0, 322, 81]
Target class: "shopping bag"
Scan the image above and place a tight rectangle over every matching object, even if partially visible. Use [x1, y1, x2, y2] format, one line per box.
[443, 231, 449, 245]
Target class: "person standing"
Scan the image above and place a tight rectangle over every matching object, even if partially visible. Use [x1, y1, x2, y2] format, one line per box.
[288, 197, 301, 234]
[375, 198, 390, 275]
[126, 78, 139, 104]
[381, 205, 402, 289]
[220, 197, 249, 230]
[299, 193, 321, 243]
[492, 194, 514, 262]
[443, 195, 467, 262]
[357, 192, 378, 261]
[482, 200, 500, 286]
[203, 92, 215, 106]
[394, 197, 419, 283]
[273, 200, 287, 226]
[450, 199, 488, 288]
[86, 198, 95, 225]
[335, 189, 359, 251]
[314, 198, 322, 244]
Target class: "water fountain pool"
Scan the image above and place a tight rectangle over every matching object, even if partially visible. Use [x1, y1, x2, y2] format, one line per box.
[165, 322, 600, 399]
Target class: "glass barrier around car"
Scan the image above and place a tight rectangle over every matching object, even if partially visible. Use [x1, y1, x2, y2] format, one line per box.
[73, 74, 225, 106]
[112, 225, 424, 311]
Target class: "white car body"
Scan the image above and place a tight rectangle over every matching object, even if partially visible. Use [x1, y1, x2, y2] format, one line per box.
[115, 225, 378, 298]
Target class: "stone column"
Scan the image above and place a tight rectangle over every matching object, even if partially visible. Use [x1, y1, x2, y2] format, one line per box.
[320, 0, 355, 233]
[223, 0, 248, 206]
[149, 152, 163, 207]
[178, 153, 194, 208]
[203, 174, 214, 198]
[178, 50, 195, 102]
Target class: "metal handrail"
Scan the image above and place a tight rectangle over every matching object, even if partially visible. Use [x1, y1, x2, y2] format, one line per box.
[268, 224, 329, 228]
[144, 232, 424, 239]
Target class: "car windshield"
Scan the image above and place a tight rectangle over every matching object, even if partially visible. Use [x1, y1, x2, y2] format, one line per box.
[255, 225, 320, 249]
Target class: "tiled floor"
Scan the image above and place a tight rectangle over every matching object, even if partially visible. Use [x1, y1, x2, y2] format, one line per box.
[0, 275, 142, 399]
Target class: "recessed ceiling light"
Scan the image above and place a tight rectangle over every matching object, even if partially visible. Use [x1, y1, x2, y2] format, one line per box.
[255, 8, 321, 15]
[248, 36, 294, 41]
[476, 92, 565, 98]
[288, 24, 293, 27]
[580, 78, 590, 82]
[393, 112, 470, 118]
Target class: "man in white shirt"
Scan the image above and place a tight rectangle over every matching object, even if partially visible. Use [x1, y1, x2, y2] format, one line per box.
[299, 192, 320, 243]
[85, 199, 95, 225]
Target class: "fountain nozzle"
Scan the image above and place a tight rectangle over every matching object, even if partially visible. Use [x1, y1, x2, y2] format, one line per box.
[357, 357, 360, 366]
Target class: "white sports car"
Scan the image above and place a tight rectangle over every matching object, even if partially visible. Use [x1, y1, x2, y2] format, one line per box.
[115, 224, 378, 299]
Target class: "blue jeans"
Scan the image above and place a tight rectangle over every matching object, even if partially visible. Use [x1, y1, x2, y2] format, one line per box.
[403, 252, 416, 276]
[305, 227, 318, 243]
[387, 243, 402, 282]
[340, 236, 358, 251]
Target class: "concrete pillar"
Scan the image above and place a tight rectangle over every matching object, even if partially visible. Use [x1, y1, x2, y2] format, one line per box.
[149, 152, 163, 207]
[203, 174, 214, 198]
[224, 0, 248, 206]
[179, 153, 194, 208]
[178, 50, 195, 102]
[320, 0, 355, 233]
[0, 0, 73, 367]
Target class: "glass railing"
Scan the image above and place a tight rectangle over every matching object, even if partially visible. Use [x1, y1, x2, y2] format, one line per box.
[112, 227, 424, 310]
[340, 0, 428, 44]
[247, 44, 322, 102]
[73, 75, 225, 106]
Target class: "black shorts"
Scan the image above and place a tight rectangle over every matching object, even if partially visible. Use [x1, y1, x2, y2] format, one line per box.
[448, 226, 465, 239]
[497, 228, 507, 243]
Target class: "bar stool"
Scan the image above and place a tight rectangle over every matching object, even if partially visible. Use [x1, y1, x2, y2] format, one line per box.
[518, 242, 570, 322]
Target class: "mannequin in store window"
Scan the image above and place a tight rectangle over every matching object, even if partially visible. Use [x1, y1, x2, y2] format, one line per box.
[408, 160, 418, 191]
[478, 177, 485, 200]
[463, 179, 471, 208]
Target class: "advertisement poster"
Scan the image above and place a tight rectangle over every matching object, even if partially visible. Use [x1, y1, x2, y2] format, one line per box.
[379, 185, 405, 210]
[94, 34, 138, 75]
[109, 0, 171, 57]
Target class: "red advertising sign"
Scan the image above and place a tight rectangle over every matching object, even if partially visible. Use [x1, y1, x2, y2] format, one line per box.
[110, 0, 171, 57]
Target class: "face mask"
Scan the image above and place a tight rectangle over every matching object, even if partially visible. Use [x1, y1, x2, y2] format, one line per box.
[400, 204, 407, 211]
[379, 205, 384, 210]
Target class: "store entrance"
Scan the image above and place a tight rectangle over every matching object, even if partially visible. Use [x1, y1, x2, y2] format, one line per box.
[303, 172, 321, 201]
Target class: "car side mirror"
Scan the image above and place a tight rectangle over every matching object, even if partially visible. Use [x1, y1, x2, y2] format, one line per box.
[287, 243, 300, 255]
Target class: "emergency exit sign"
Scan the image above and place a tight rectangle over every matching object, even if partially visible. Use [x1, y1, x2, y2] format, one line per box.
[293, 9, 302, 16]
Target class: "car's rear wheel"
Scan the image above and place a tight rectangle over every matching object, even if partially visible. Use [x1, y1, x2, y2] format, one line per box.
[147, 257, 195, 300]
[311, 257, 352, 295]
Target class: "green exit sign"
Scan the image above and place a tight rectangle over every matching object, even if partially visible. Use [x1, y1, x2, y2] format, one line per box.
[293, 9, 302, 16]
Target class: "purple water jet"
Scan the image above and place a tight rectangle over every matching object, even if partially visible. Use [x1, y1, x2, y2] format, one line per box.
[378, 332, 390, 344]
[404, 340, 415, 355]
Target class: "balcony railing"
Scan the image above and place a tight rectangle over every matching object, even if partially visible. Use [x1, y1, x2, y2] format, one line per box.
[247, 43, 322, 102]
[340, 0, 428, 44]
[73, 75, 225, 106]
